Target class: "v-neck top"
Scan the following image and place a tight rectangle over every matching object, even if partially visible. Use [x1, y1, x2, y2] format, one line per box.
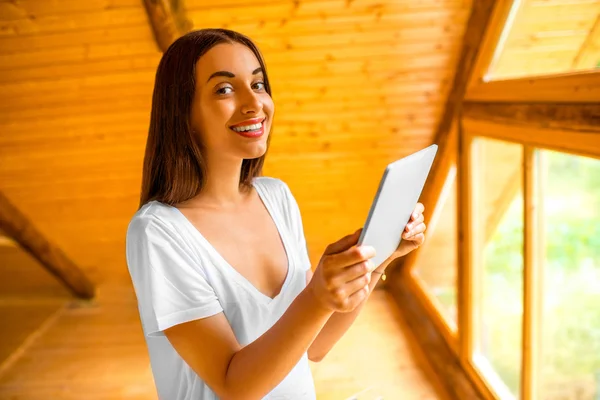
[125, 177, 315, 400]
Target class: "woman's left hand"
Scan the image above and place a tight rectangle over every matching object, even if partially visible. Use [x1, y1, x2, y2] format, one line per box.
[394, 203, 426, 258]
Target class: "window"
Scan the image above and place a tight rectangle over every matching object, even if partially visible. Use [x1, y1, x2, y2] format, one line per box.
[471, 138, 524, 397]
[538, 151, 600, 399]
[414, 169, 459, 331]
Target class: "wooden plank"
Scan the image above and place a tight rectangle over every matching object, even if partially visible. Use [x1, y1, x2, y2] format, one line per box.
[0, 7, 149, 36]
[0, 47, 455, 83]
[463, 102, 600, 133]
[0, 305, 65, 380]
[572, 14, 600, 69]
[186, 0, 468, 11]
[0, 285, 446, 399]
[0, 192, 94, 299]
[466, 0, 517, 90]
[188, 5, 469, 28]
[0, 24, 154, 53]
[521, 146, 542, 400]
[0, 40, 158, 70]
[395, 0, 499, 276]
[142, 0, 192, 52]
[0, 0, 141, 19]
[388, 272, 485, 399]
[464, 71, 600, 102]
[462, 117, 600, 159]
[0, 246, 70, 299]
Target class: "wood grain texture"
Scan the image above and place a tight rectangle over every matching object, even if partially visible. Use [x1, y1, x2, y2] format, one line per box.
[388, 273, 484, 400]
[142, 0, 192, 52]
[0, 0, 472, 284]
[394, 0, 498, 276]
[463, 102, 600, 133]
[488, 0, 600, 80]
[0, 286, 447, 399]
[0, 192, 95, 299]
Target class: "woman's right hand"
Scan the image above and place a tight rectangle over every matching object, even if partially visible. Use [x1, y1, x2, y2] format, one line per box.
[306, 228, 376, 313]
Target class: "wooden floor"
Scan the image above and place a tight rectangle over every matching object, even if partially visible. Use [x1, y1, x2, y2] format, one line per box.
[0, 245, 446, 400]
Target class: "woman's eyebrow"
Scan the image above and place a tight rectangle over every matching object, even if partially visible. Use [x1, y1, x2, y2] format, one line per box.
[206, 67, 263, 83]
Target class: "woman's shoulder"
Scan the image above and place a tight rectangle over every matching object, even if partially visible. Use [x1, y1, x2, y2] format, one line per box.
[126, 200, 179, 240]
[253, 176, 294, 198]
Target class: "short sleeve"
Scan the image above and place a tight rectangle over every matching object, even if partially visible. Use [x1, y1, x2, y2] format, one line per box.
[126, 214, 223, 337]
[280, 182, 312, 272]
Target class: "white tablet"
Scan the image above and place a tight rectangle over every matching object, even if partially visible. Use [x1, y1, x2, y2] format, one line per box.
[358, 144, 438, 268]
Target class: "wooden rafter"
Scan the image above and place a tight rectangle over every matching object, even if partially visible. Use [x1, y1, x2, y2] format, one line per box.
[395, 0, 502, 279]
[387, 1, 500, 399]
[143, 0, 193, 53]
[572, 14, 600, 70]
[465, 71, 600, 102]
[463, 102, 600, 134]
[0, 192, 95, 299]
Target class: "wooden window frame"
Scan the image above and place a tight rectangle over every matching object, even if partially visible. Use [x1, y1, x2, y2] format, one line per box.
[391, 0, 600, 397]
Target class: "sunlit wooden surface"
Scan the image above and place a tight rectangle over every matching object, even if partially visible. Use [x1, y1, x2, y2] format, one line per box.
[489, 0, 600, 79]
[0, 257, 446, 400]
[0, 0, 472, 285]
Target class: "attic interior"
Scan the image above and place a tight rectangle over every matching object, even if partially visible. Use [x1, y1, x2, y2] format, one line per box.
[0, 0, 599, 399]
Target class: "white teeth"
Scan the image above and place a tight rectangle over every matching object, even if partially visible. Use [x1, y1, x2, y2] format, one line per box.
[232, 122, 262, 132]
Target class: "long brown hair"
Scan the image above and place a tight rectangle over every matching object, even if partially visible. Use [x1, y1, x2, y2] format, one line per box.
[139, 29, 273, 208]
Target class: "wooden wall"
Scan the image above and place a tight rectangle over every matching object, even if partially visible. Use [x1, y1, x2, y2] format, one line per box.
[0, 0, 472, 285]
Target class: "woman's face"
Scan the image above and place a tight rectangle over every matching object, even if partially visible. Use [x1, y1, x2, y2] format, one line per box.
[190, 42, 274, 161]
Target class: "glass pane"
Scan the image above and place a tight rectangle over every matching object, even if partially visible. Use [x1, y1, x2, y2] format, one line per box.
[539, 151, 600, 400]
[414, 169, 458, 329]
[473, 138, 523, 397]
[487, 0, 600, 80]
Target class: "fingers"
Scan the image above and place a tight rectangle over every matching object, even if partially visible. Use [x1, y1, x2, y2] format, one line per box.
[411, 233, 426, 246]
[331, 272, 371, 312]
[332, 259, 375, 286]
[413, 202, 425, 215]
[403, 221, 426, 240]
[325, 245, 375, 271]
[345, 274, 371, 310]
[323, 228, 362, 256]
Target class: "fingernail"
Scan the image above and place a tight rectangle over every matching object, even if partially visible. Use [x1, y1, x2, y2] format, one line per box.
[360, 246, 375, 258]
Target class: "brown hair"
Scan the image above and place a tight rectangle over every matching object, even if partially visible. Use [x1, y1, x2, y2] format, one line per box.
[139, 29, 272, 208]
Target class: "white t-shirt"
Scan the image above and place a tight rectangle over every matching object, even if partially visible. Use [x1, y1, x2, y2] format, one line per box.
[126, 177, 316, 400]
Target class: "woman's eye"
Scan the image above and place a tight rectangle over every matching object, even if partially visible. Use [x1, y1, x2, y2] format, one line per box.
[253, 82, 266, 91]
[216, 86, 233, 95]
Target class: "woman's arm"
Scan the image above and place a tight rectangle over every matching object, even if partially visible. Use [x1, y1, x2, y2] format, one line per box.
[307, 204, 427, 361]
[164, 230, 375, 400]
[165, 288, 332, 400]
[305, 257, 390, 362]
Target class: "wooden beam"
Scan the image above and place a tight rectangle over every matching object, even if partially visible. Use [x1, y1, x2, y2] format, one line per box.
[466, 0, 517, 92]
[464, 71, 600, 102]
[522, 147, 543, 400]
[387, 0, 499, 397]
[388, 273, 486, 400]
[143, 0, 192, 53]
[463, 102, 600, 133]
[394, 0, 499, 276]
[462, 117, 600, 160]
[0, 192, 94, 299]
[572, 14, 600, 70]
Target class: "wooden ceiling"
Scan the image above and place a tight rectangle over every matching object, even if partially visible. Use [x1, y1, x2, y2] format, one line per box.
[0, 0, 471, 285]
[489, 0, 600, 79]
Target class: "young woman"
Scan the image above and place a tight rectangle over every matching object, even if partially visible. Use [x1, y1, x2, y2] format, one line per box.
[126, 28, 426, 400]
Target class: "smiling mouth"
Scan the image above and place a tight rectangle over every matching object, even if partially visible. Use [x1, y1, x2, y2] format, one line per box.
[229, 117, 266, 133]
[230, 121, 264, 133]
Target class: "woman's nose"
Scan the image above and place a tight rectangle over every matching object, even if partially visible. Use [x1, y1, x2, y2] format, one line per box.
[240, 90, 263, 115]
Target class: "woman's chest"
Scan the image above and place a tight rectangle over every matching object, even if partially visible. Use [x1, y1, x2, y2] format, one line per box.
[184, 201, 290, 300]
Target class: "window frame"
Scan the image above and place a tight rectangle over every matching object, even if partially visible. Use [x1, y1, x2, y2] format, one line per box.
[395, 0, 600, 397]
